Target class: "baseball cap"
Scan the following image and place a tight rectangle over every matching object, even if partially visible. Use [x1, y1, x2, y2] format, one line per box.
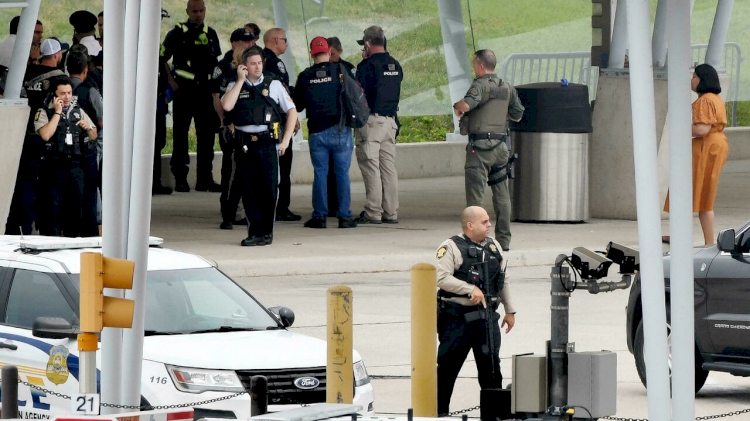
[230, 28, 255, 43]
[310, 36, 329, 56]
[40, 39, 62, 56]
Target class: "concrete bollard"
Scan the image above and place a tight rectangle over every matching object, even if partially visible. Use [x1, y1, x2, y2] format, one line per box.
[410, 263, 437, 417]
[1, 365, 18, 419]
[250, 375, 268, 415]
[327, 286, 353, 404]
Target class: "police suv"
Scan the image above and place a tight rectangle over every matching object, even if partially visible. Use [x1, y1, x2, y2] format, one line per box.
[0, 236, 374, 419]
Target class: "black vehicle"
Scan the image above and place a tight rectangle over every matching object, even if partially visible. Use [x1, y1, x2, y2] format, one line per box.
[625, 220, 750, 393]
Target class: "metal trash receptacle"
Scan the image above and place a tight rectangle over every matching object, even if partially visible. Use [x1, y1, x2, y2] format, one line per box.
[510, 82, 592, 222]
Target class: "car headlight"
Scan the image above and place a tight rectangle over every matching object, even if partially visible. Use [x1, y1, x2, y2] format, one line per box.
[354, 360, 370, 387]
[167, 365, 245, 393]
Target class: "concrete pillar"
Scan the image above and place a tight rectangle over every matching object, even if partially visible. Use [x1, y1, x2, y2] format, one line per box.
[705, 0, 734, 68]
[666, 0, 696, 417]
[609, 0, 628, 68]
[625, 1, 671, 421]
[0, 104, 30, 230]
[437, 0, 473, 133]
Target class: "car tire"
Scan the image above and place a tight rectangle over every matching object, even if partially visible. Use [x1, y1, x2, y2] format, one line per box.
[634, 318, 709, 393]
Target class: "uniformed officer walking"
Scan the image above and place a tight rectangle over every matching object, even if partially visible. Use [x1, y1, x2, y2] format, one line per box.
[293, 36, 357, 229]
[221, 47, 298, 246]
[161, 0, 222, 192]
[34, 78, 99, 237]
[262, 28, 301, 222]
[453, 49, 524, 251]
[353, 25, 403, 225]
[434, 205, 516, 415]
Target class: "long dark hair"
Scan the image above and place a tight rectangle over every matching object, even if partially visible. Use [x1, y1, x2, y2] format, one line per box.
[695, 64, 722, 95]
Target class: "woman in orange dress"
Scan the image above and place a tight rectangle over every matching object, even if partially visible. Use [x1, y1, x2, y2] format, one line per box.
[665, 64, 729, 245]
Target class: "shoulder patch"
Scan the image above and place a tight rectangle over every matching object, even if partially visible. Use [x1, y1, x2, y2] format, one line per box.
[278, 61, 287, 74]
[34, 109, 42, 122]
[467, 86, 480, 97]
[212, 66, 222, 79]
[436, 246, 448, 260]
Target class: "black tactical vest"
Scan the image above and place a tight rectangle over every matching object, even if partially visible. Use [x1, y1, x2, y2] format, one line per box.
[73, 81, 98, 129]
[45, 106, 94, 158]
[304, 65, 340, 121]
[438, 235, 505, 300]
[233, 79, 283, 127]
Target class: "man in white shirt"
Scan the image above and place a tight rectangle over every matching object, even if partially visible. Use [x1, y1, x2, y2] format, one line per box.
[0, 16, 43, 68]
[69, 10, 101, 57]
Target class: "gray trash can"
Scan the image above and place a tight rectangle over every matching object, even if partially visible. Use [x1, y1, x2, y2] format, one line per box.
[510, 82, 592, 222]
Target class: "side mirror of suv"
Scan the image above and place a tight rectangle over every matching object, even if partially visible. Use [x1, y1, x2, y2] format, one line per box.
[717, 229, 736, 253]
[267, 306, 296, 327]
[32, 317, 78, 340]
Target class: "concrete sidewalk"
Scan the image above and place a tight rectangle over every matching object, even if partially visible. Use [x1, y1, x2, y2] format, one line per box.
[150, 159, 750, 277]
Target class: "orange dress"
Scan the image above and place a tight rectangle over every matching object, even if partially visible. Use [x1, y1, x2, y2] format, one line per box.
[664, 93, 729, 212]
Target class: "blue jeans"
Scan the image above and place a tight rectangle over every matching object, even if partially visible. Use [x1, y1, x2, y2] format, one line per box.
[309, 125, 353, 219]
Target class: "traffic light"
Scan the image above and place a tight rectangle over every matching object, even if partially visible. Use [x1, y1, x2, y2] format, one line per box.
[79, 252, 136, 332]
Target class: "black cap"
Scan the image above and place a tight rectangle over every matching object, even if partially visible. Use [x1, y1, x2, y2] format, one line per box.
[69, 10, 98, 33]
[230, 28, 255, 43]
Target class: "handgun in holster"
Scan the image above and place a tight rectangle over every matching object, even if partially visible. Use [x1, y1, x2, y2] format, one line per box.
[507, 153, 518, 180]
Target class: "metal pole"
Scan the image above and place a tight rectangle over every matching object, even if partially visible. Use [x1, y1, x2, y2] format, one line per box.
[437, 0, 473, 132]
[1, 365, 18, 419]
[410, 263, 437, 417]
[625, 1, 671, 420]
[548, 265, 570, 413]
[705, 0, 734, 68]
[250, 375, 268, 416]
[121, 0, 162, 409]
[3, 0, 40, 100]
[608, 0, 628, 68]
[326, 286, 353, 404]
[100, 0, 128, 413]
[651, 0, 668, 68]
[272, 0, 296, 87]
[78, 333, 99, 394]
[667, 1, 696, 418]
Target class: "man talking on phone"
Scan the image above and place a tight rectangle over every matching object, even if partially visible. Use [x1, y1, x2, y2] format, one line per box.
[221, 47, 298, 247]
[34, 77, 99, 237]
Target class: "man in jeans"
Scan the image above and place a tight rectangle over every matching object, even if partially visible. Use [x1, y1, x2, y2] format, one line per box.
[293, 36, 357, 229]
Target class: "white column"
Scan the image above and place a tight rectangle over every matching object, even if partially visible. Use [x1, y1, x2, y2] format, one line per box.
[705, 0, 734, 67]
[272, 0, 296, 87]
[652, 0, 668, 67]
[100, 0, 128, 413]
[667, 0, 695, 417]
[609, 0, 628, 68]
[121, 0, 161, 407]
[625, 1, 672, 419]
[3, 0, 41, 99]
[437, 0, 473, 132]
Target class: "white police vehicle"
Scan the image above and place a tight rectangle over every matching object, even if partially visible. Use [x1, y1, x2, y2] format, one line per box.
[0, 236, 374, 419]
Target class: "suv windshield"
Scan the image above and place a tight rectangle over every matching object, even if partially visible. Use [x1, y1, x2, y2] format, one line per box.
[71, 268, 280, 334]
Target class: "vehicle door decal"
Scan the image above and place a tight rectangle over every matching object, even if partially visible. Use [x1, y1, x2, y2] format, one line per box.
[0, 333, 82, 381]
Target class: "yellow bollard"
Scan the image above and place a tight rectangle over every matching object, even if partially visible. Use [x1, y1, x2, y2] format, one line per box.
[411, 263, 437, 417]
[327, 286, 353, 404]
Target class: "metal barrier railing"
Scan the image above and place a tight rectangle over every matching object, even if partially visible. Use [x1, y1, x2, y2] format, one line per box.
[500, 43, 743, 126]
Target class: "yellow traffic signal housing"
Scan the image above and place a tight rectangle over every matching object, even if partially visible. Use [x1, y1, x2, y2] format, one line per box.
[79, 252, 136, 332]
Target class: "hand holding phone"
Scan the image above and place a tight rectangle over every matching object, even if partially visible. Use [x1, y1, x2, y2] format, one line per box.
[53, 96, 64, 113]
[237, 65, 248, 81]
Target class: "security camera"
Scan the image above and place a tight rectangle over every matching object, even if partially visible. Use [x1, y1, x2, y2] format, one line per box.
[571, 247, 613, 280]
[605, 242, 640, 274]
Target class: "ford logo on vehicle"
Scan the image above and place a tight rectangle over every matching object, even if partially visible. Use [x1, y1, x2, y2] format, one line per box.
[294, 377, 320, 389]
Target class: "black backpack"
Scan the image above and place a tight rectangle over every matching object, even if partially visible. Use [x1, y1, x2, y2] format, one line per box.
[334, 63, 369, 128]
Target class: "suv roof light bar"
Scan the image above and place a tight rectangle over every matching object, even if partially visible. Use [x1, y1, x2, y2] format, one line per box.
[0, 236, 164, 251]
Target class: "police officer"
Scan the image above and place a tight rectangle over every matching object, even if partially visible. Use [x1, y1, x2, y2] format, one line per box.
[161, 0, 222, 192]
[213, 28, 254, 229]
[221, 47, 298, 247]
[69, 10, 101, 58]
[453, 49, 524, 252]
[262, 28, 301, 222]
[34, 77, 99, 237]
[434, 205, 516, 415]
[294, 36, 357, 229]
[4, 38, 65, 235]
[353, 25, 403, 225]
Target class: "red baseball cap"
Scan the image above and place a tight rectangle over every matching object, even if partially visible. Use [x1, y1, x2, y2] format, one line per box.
[310, 36, 329, 56]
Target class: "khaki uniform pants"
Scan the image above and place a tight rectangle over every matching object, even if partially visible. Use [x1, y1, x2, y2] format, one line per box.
[465, 142, 511, 250]
[355, 115, 399, 219]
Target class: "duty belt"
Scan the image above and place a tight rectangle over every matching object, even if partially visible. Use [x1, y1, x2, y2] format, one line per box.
[469, 133, 506, 141]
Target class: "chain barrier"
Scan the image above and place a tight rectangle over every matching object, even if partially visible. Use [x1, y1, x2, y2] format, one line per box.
[20, 380, 247, 411]
[603, 407, 750, 421]
[438, 405, 481, 417]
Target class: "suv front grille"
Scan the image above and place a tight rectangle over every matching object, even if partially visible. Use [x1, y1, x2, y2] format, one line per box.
[235, 367, 327, 405]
